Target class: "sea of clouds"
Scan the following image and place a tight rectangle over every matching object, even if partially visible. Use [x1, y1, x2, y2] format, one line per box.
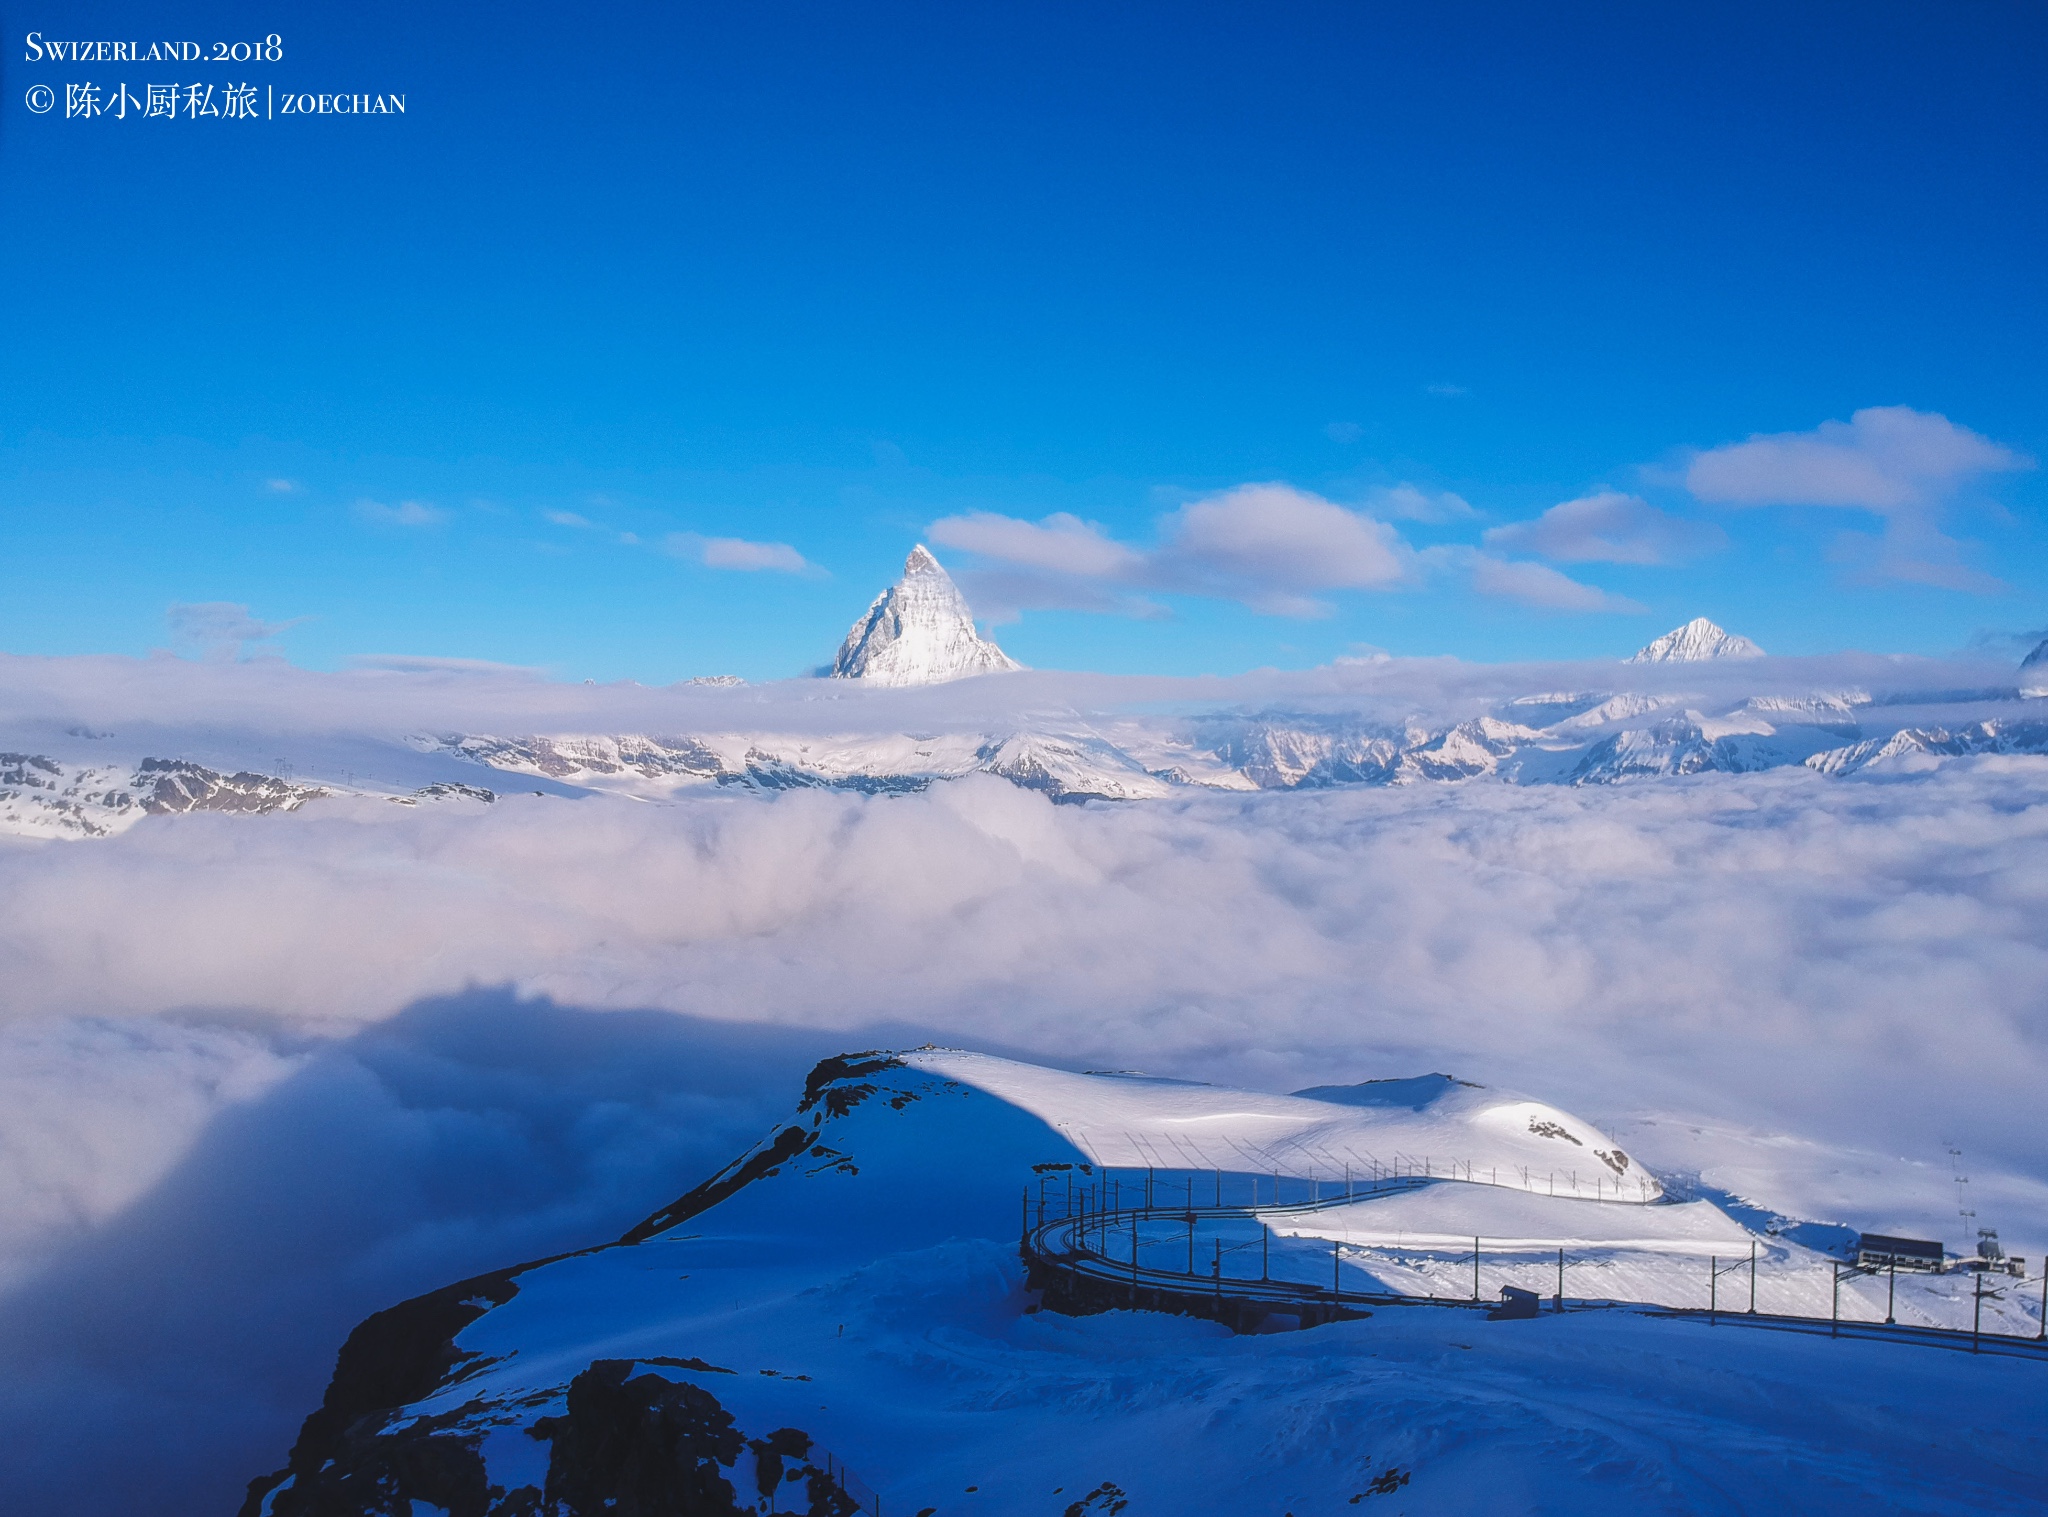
[2, 652, 2046, 1513]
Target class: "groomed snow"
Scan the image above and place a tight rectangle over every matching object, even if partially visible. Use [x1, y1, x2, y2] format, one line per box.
[1266, 1185, 1751, 1255]
[911, 1049, 1664, 1202]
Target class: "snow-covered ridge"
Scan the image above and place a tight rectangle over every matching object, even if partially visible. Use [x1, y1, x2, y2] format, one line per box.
[0, 754, 328, 839]
[909, 1049, 1662, 1201]
[1804, 716, 2048, 776]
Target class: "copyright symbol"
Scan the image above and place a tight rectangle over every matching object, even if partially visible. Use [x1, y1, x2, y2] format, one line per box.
[25, 84, 55, 114]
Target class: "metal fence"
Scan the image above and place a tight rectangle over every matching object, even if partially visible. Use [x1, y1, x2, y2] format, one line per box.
[1022, 1165, 2048, 1359]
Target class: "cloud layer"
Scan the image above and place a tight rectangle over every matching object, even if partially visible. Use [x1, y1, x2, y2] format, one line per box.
[2, 744, 2046, 1512]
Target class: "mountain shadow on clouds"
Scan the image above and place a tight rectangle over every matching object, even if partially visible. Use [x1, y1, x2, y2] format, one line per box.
[0, 991, 849, 1517]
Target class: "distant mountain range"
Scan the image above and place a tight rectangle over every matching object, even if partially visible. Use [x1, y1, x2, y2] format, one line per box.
[2, 552, 2044, 838]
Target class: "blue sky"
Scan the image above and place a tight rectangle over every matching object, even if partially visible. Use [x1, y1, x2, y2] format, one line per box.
[2, 0, 2044, 682]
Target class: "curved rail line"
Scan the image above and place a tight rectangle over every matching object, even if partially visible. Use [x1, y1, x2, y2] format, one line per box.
[1018, 1179, 2048, 1361]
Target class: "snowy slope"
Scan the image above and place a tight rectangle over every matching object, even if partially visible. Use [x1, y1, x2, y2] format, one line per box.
[240, 1050, 2048, 1517]
[910, 1051, 1662, 1202]
[830, 546, 1024, 686]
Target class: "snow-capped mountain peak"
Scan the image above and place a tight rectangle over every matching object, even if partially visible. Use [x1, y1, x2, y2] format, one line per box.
[829, 545, 1024, 687]
[2021, 636, 2048, 698]
[1627, 617, 1766, 663]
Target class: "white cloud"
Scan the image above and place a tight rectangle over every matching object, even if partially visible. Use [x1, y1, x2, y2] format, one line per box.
[1161, 484, 1412, 614]
[263, 478, 301, 495]
[1484, 491, 1725, 565]
[353, 498, 447, 528]
[665, 533, 818, 575]
[1368, 483, 1481, 524]
[932, 483, 1417, 620]
[1425, 382, 1469, 398]
[929, 512, 1142, 579]
[544, 509, 596, 529]
[1686, 406, 2024, 510]
[1684, 407, 2030, 592]
[1466, 552, 1646, 612]
[165, 602, 301, 658]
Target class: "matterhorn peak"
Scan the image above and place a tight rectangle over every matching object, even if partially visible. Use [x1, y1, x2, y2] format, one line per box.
[2021, 635, 2048, 698]
[1627, 617, 1766, 664]
[829, 545, 1025, 686]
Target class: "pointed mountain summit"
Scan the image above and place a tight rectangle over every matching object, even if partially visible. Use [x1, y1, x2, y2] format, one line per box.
[1627, 617, 1765, 663]
[829, 545, 1024, 686]
[2021, 636, 2048, 698]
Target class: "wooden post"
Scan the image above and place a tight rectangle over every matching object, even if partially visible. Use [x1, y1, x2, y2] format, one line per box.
[1262, 1221, 1269, 1282]
[1710, 1256, 1717, 1324]
[1473, 1238, 1480, 1302]
[1886, 1259, 1895, 1326]
[1750, 1240, 1758, 1315]
[1555, 1248, 1564, 1313]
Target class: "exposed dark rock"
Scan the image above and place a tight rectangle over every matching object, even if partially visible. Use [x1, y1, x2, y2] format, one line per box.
[530, 1361, 747, 1516]
[797, 1054, 905, 1113]
[134, 757, 325, 815]
[621, 1123, 815, 1244]
[242, 1397, 502, 1517]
